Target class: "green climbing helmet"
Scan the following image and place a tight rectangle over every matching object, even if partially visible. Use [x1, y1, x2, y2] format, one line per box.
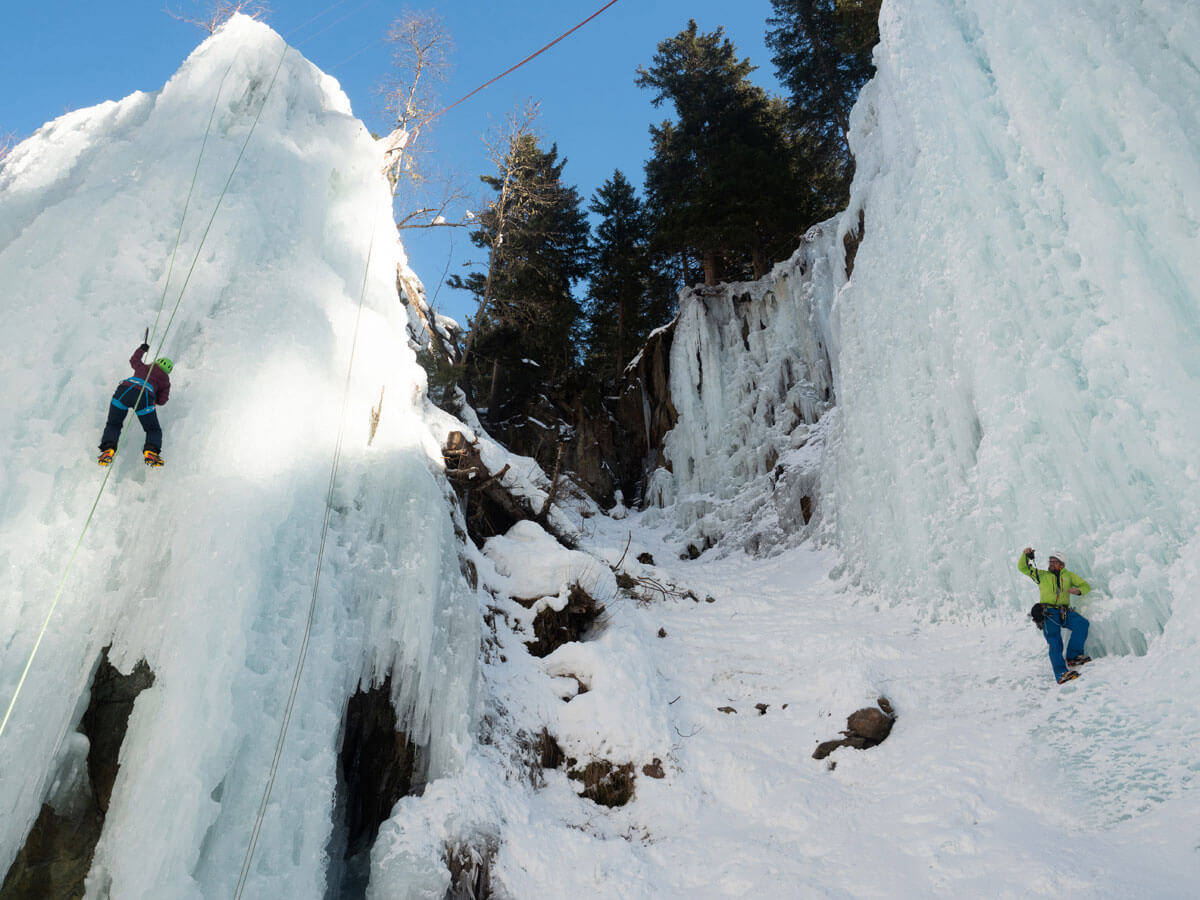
[154, 357, 174, 375]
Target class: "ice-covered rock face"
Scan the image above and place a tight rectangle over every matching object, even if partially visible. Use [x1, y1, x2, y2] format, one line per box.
[0, 15, 477, 897]
[645, 227, 842, 558]
[829, 0, 1200, 647]
[653, 0, 1200, 657]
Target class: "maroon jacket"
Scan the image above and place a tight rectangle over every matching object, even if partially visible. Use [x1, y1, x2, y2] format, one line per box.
[126, 346, 171, 405]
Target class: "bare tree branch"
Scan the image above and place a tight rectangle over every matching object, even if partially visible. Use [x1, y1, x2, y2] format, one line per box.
[380, 9, 452, 193]
[165, 1, 270, 33]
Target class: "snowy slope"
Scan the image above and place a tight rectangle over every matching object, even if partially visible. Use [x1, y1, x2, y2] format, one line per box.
[0, 17, 477, 897]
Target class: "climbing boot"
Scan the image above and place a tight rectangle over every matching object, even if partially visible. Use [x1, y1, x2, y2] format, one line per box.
[1067, 655, 1092, 667]
[1057, 670, 1080, 685]
[143, 450, 164, 468]
[98, 448, 115, 467]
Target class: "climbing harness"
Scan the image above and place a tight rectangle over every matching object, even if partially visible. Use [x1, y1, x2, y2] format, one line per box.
[112, 378, 158, 414]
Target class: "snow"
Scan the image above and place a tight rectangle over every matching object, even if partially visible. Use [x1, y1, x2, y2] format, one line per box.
[5, 2, 1200, 897]
[0, 16, 476, 897]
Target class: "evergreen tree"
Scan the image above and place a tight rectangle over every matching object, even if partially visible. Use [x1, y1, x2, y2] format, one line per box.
[450, 132, 589, 414]
[583, 171, 674, 380]
[637, 21, 808, 286]
[766, 0, 882, 213]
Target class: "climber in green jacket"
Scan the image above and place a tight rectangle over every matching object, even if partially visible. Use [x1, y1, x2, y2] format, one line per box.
[1018, 548, 1092, 684]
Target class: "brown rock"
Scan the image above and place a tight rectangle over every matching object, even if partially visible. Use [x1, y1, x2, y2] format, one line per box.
[642, 758, 666, 779]
[847, 707, 894, 743]
[568, 760, 636, 808]
[718, 706, 737, 715]
[812, 739, 845, 760]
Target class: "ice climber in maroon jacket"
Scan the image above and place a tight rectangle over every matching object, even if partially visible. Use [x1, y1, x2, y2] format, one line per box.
[97, 343, 174, 467]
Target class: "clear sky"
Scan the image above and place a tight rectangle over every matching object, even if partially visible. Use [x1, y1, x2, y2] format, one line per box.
[1, 0, 784, 327]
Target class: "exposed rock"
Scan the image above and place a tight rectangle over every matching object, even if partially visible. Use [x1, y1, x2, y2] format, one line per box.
[812, 740, 845, 761]
[445, 838, 497, 900]
[846, 707, 894, 743]
[1, 647, 154, 900]
[637, 552, 655, 565]
[718, 706, 738, 715]
[657, 628, 667, 638]
[755, 703, 769, 715]
[328, 676, 420, 898]
[82, 653, 155, 814]
[812, 697, 897, 761]
[525, 584, 603, 658]
[642, 759, 666, 779]
[568, 760, 636, 808]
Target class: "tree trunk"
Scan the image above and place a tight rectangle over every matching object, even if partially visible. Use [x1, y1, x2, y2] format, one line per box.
[616, 292, 628, 380]
[703, 250, 717, 286]
[487, 358, 502, 420]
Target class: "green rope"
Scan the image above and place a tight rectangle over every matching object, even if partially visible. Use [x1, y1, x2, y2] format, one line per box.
[150, 53, 240, 349]
[0, 54, 242, 743]
[234, 187, 383, 900]
[1, 45, 289, 743]
[154, 45, 290, 360]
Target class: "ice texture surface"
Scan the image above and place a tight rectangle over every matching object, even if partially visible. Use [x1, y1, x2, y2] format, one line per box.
[0, 16, 477, 897]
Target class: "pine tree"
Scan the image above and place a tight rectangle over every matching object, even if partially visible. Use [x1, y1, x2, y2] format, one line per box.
[637, 21, 808, 286]
[766, 0, 882, 214]
[450, 130, 589, 414]
[583, 171, 673, 380]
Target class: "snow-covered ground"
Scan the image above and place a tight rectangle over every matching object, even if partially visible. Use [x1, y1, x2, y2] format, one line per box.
[4, 1, 1200, 897]
[400, 509, 1200, 898]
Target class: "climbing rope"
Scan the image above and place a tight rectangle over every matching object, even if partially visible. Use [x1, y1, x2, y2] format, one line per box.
[234, 178, 383, 900]
[423, 0, 622, 127]
[4, 42, 291, 744]
[0, 47, 253, 739]
[149, 53, 241, 348]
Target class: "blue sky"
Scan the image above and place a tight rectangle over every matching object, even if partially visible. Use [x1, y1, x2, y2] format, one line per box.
[2, 0, 784, 326]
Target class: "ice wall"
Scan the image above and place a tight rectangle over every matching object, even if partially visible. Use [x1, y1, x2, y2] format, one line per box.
[654, 0, 1200, 656]
[828, 0, 1200, 651]
[0, 17, 477, 897]
[645, 227, 842, 557]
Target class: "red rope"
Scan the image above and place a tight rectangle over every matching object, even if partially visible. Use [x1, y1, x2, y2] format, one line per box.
[425, 0, 622, 126]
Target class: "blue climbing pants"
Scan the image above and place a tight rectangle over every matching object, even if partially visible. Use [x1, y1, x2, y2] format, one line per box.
[100, 379, 162, 453]
[1041, 606, 1089, 680]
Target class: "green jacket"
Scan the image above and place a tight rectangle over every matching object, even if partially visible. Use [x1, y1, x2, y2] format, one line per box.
[1017, 553, 1091, 607]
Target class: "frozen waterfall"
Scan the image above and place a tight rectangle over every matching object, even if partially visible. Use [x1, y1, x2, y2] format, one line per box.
[0, 17, 477, 898]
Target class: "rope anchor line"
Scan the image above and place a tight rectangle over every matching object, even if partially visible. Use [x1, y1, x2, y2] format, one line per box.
[1, 45, 289, 742]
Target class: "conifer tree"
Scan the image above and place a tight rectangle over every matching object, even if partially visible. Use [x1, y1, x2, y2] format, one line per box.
[450, 128, 589, 414]
[638, 21, 808, 286]
[583, 171, 673, 380]
[766, 0, 882, 214]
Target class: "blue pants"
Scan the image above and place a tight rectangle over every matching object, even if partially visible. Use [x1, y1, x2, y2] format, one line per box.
[100, 381, 162, 453]
[1042, 606, 1089, 680]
